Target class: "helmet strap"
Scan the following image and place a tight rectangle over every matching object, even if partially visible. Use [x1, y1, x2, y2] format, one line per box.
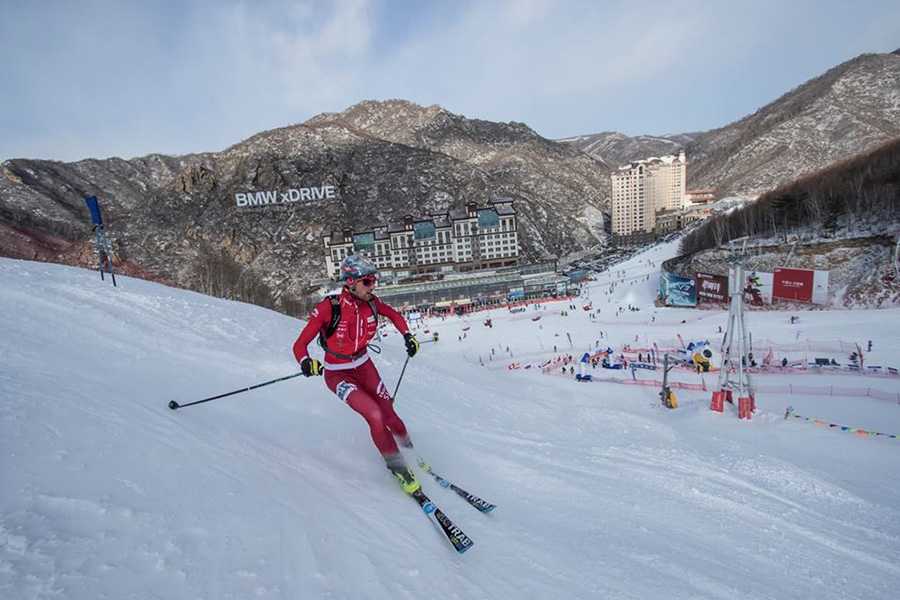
[345, 281, 361, 299]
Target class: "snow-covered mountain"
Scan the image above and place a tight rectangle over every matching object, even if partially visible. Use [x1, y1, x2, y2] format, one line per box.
[567, 51, 900, 198]
[2, 51, 899, 311]
[560, 131, 698, 169]
[688, 52, 900, 197]
[0, 100, 611, 310]
[3, 241, 899, 599]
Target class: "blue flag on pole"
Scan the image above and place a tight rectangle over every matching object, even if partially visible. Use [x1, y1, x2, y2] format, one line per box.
[85, 196, 103, 225]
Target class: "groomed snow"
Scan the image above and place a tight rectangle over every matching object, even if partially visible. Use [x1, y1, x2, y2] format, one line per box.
[2, 241, 899, 600]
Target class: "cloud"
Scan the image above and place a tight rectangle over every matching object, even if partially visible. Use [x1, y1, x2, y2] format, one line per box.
[212, 0, 376, 112]
[2, 0, 899, 161]
[358, 2, 716, 134]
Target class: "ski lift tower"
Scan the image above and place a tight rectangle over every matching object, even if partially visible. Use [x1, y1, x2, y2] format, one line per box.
[711, 263, 755, 418]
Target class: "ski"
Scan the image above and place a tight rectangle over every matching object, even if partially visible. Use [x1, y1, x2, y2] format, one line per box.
[411, 488, 474, 554]
[418, 461, 496, 514]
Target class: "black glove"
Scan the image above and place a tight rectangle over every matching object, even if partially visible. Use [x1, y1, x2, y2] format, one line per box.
[404, 333, 419, 358]
[300, 357, 324, 377]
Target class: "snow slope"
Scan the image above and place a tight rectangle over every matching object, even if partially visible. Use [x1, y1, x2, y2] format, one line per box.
[2, 244, 900, 600]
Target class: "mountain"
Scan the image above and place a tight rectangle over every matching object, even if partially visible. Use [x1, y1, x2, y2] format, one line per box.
[561, 131, 699, 170]
[566, 51, 900, 198]
[666, 135, 900, 308]
[687, 51, 900, 197]
[0, 101, 610, 310]
[3, 52, 900, 309]
[303, 100, 610, 254]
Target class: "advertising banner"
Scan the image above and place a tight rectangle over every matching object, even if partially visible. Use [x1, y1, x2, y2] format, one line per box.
[696, 272, 728, 303]
[234, 185, 337, 207]
[773, 267, 813, 302]
[741, 271, 773, 305]
[773, 268, 829, 304]
[660, 273, 697, 307]
[812, 270, 830, 305]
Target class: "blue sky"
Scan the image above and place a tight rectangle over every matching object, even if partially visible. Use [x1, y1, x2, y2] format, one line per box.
[1, 0, 898, 162]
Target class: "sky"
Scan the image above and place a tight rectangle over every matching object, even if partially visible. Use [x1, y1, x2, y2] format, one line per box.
[1, 0, 899, 163]
[2, 241, 900, 599]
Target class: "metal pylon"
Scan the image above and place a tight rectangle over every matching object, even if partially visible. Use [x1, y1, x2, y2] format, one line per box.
[716, 263, 755, 403]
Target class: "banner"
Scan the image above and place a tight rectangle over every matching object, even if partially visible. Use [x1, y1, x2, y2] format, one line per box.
[784, 406, 899, 439]
[742, 271, 773, 305]
[660, 273, 696, 307]
[234, 185, 337, 207]
[773, 268, 829, 304]
[696, 272, 728, 303]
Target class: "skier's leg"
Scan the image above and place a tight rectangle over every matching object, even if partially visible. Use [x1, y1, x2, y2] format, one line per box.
[329, 364, 420, 493]
[358, 360, 412, 447]
[325, 370, 399, 457]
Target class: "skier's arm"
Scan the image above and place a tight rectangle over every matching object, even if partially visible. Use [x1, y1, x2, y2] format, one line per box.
[375, 297, 409, 336]
[292, 301, 329, 363]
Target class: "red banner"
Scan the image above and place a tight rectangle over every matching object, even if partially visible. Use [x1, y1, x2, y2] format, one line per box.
[773, 267, 814, 302]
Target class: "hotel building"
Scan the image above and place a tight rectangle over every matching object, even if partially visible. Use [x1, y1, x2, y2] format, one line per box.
[610, 151, 687, 245]
[323, 198, 520, 282]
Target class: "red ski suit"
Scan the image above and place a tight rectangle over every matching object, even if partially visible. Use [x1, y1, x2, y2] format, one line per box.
[293, 289, 412, 457]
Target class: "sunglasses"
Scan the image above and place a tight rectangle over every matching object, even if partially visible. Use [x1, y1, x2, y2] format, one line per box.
[355, 276, 377, 287]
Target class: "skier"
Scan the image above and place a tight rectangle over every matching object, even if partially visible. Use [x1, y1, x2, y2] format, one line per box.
[292, 255, 422, 494]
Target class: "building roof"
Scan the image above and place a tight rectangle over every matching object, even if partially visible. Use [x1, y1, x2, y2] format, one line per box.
[329, 230, 352, 244]
[327, 198, 516, 245]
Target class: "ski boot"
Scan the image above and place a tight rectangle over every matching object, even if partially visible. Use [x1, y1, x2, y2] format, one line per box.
[394, 436, 431, 474]
[416, 456, 432, 474]
[385, 453, 421, 494]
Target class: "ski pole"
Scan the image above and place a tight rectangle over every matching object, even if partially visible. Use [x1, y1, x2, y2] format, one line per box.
[99, 225, 117, 287]
[392, 355, 410, 400]
[168, 372, 303, 410]
[92, 226, 105, 281]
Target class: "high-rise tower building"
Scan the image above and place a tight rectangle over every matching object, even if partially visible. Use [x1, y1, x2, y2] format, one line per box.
[610, 151, 686, 244]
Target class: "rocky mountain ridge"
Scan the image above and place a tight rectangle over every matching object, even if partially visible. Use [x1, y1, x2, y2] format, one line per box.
[0, 101, 610, 309]
[566, 51, 900, 198]
[2, 51, 899, 310]
[560, 132, 697, 170]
